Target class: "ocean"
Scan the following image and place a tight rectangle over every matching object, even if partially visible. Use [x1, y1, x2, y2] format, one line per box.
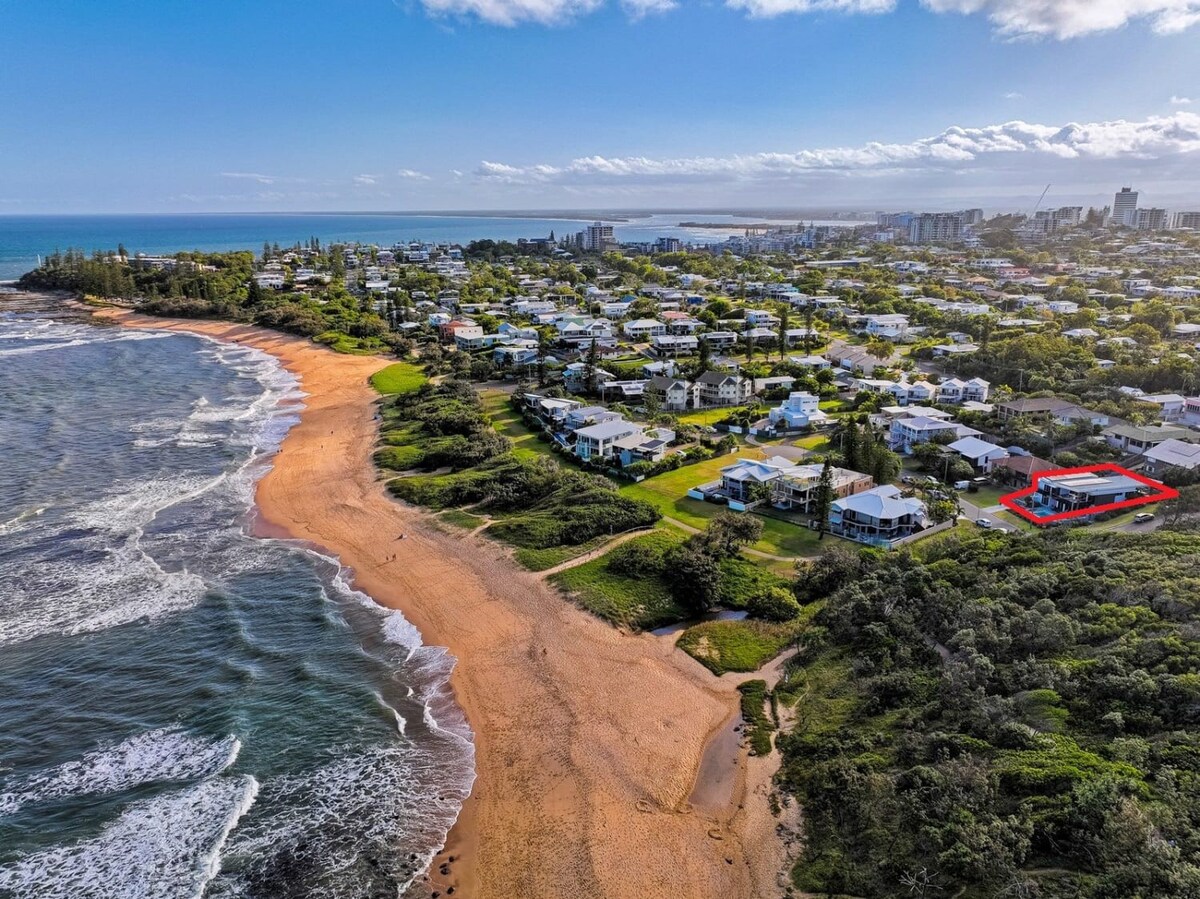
[0, 298, 474, 898]
[0, 212, 870, 281]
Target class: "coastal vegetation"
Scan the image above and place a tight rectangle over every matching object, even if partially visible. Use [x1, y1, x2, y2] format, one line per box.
[19, 248, 405, 354]
[778, 524, 1200, 898]
[378, 380, 661, 557]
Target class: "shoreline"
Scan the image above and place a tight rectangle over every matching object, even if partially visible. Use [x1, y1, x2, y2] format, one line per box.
[86, 303, 786, 898]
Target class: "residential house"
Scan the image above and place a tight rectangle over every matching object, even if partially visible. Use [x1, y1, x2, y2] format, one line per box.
[947, 436, 1010, 472]
[1143, 438, 1200, 476]
[768, 392, 828, 430]
[1102, 423, 1194, 455]
[1141, 394, 1187, 422]
[650, 334, 699, 357]
[890, 416, 982, 454]
[864, 314, 910, 341]
[573, 419, 645, 462]
[996, 398, 1111, 428]
[699, 331, 739, 350]
[830, 486, 928, 546]
[695, 371, 753, 408]
[623, 319, 667, 339]
[564, 405, 622, 433]
[695, 457, 872, 513]
[614, 428, 676, 466]
[564, 362, 615, 394]
[644, 376, 696, 412]
[938, 377, 991, 404]
[1033, 471, 1149, 514]
[991, 454, 1055, 487]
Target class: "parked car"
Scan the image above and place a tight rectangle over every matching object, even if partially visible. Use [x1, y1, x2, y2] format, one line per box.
[1133, 512, 1155, 524]
[954, 480, 970, 490]
[975, 518, 993, 529]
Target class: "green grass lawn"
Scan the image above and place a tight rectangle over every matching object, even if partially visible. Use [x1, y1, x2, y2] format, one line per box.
[676, 407, 733, 427]
[480, 389, 557, 460]
[619, 453, 824, 558]
[677, 618, 803, 674]
[964, 485, 1009, 508]
[511, 533, 615, 572]
[792, 434, 831, 452]
[369, 361, 426, 394]
[550, 531, 688, 629]
[439, 509, 485, 530]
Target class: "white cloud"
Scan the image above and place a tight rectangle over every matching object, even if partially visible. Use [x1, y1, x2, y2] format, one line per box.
[408, 0, 1200, 37]
[1172, 95, 1195, 105]
[353, 174, 378, 185]
[417, 0, 603, 25]
[1004, 91, 1024, 99]
[219, 172, 278, 184]
[918, 0, 1200, 39]
[621, 0, 678, 17]
[474, 112, 1200, 184]
[725, 0, 894, 15]
[397, 168, 431, 180]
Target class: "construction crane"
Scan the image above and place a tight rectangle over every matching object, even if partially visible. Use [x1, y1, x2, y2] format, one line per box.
[1028, 183, 1051, 219]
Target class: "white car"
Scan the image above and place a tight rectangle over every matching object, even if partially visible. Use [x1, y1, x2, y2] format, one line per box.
[975, 518, 993, 529]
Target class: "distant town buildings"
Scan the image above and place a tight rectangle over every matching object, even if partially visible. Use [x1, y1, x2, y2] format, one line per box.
[1112, 187, 1139, 226]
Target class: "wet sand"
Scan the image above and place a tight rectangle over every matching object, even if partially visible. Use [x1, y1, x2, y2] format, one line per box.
[95, 308, 787, 898]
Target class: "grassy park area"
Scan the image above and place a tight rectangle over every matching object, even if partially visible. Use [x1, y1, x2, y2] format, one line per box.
[369, 361, 426, 395]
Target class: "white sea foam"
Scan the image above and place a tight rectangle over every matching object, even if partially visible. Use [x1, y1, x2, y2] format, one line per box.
[207, 745, 472, 899]
[0, 776, 259, 899]
[0, 726, 240, 817]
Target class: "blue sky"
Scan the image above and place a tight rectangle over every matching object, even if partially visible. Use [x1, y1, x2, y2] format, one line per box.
[2, 0, 1199, 212]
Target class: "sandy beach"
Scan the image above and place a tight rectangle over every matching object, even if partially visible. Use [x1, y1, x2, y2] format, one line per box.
[95, 307, 787, 898]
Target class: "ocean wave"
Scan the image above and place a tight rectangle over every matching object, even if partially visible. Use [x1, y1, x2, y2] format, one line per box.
[0, 726, 241, 817]
[206, 744, 471, 899]
[0, 776, 259, 899]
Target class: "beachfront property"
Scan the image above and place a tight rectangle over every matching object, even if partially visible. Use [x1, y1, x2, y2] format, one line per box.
[689, 456, 873, 513]
[1030, 471, 1152, 515]
[829, 486, 929, 546]
[572, 418, 646, 462]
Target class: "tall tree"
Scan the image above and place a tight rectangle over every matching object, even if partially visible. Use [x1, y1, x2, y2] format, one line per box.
[778, 304, 790, 360]
[537, 329, 550, 387]
[697, 334, 712, 374]
[804, 306, 815, 353]
[814, 458, 834, 541]
[842, 421, 861, 472]
[585, 339, 600, 395]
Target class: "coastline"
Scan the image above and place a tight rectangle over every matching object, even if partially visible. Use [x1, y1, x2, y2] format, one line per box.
[90, 305, 786, 898]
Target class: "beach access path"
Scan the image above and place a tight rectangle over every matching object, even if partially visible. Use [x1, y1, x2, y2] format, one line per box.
[97, 308, 787, 899]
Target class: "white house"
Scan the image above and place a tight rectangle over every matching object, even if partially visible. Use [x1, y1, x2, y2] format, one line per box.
[768, 392, 828, 430]
[695, 371, 753, 407]
[623, 319, 667, 339]
[574, 419, 644, 462]
[830, 486, 928, 546]
[864, 314, 910, 340]
[890, 416, 982, 454]
[947, 436, 1010, 471]
[938, 377, 991, 404]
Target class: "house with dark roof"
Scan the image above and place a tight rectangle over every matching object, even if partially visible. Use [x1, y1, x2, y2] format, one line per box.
[695, 371, 753, 408]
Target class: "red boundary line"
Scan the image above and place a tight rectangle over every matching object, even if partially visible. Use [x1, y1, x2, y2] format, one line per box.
[998, 463, 1178, 525]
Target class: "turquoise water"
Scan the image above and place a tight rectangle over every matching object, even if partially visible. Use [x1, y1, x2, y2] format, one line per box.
[0, 301, 473, 897]
[0, 212, 861, 280]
